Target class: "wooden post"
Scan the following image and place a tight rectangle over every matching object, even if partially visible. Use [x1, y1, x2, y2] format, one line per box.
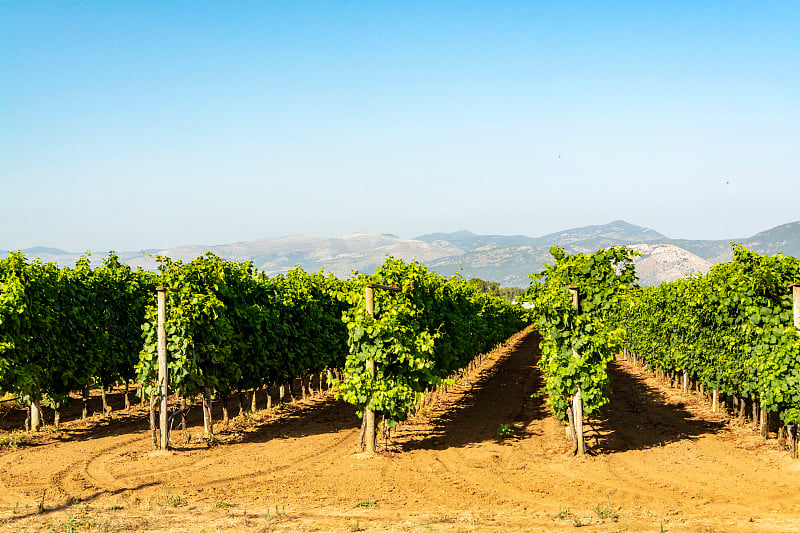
[572, 390, 584, 455]
[364, 285, 376, 454]
[682, 371, 689, 394]
[568, 284, 585, 456]
[149, 393, 158, 449]
[792, 283, 800, 456]
[360, 282, 402, 454]
[202, 387, 213, 437]
[752, 398, 761, 431]
[30, 400, 41, 432]
[157, 286, 169, 450]
[180, 397, 189, 443]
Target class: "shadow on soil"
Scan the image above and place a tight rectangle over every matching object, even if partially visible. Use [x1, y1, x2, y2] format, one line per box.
[1, 380, 360, 449]
[589, 360, 725, 453]
[0, 482, 158, 525]
[397, 330, 550, 452]
[1, 332, 726, 457]
[169, 396, 360, 451]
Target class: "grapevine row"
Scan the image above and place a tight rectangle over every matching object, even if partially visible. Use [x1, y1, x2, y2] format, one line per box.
[0, 252, 154, 427]
[1, 252, 527, 449]
[611, 245, 800, 452]
[336, 258, 528, 441]
[519, 245, 638, 454]
[524, 243, 800, 456]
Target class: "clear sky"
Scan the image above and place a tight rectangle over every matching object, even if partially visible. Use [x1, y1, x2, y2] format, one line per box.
[2, 1, 798, 252]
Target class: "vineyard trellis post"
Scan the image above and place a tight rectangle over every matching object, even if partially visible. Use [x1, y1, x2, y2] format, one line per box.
[364, 284, 376, 454]
[568, 284, 586, 456]
[157, 286, 169, 450]
[792, 281, 800, 458]
[363, 282, 401, 454]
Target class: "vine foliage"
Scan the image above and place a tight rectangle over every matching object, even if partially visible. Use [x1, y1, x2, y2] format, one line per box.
[335, 258, 528, 427]
[521, 246, 638, 422]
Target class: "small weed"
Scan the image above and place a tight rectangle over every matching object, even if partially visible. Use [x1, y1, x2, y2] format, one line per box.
[1, 430, 31, 449]
[160, 487, 186, 507]
[265, 504, 286, 521]
[214, 500, 235, 509]
[355, 500, 376, 508]
[107, 505, 123, 511]
[38, 491, 46, 513]
[572, 516, 588, 527]
[594, 494, 619, 522]
[347, 520, 362, 532]
[49, 505, 93, 533]
[556, 507, 572, 519]
[660, 522, 668, 532]
[497, 423, 513, 437]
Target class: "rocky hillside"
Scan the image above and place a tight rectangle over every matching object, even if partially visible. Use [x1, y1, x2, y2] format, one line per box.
[628, 244, 712, 286]
[4, 220, 797, 287]
[126, 233, 464, 278]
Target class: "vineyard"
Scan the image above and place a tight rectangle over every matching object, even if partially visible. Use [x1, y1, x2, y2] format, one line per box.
[0, 252, 526, 448]
[1, 244, 800, 531]
[520, 244, 800, 456]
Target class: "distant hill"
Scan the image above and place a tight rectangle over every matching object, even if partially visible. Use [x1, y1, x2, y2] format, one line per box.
[742, 221, 800, 259]
[415, 230, 539, 250]
[660, 221, 800, 264]
[416, 220, 666, 251]
[424, 221, 708, 287]
[5, 220, 798, 287]
[534, 220, 668, 247]
[125, 232, 464, 278]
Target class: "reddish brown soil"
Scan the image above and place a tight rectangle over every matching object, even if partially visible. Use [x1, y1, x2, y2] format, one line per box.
[2, 328, 800, 532]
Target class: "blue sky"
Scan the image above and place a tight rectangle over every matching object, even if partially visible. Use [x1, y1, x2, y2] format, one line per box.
[2, 1, 798, 252]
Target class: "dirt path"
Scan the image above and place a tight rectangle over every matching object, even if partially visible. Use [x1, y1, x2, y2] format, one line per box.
[2, 328, 800, 532]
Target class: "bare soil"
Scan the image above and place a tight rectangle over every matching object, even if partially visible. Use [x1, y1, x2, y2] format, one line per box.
[2, 327, 800, 532]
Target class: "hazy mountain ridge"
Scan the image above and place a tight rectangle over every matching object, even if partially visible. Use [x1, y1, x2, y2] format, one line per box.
[628, 244, 712, 286]
[742, 221, 800, 259]
[125, 232, 465, 279]
[5, 220, 798, 287]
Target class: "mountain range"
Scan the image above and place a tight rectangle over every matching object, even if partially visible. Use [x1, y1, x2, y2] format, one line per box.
[3, 220, 799, 287]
